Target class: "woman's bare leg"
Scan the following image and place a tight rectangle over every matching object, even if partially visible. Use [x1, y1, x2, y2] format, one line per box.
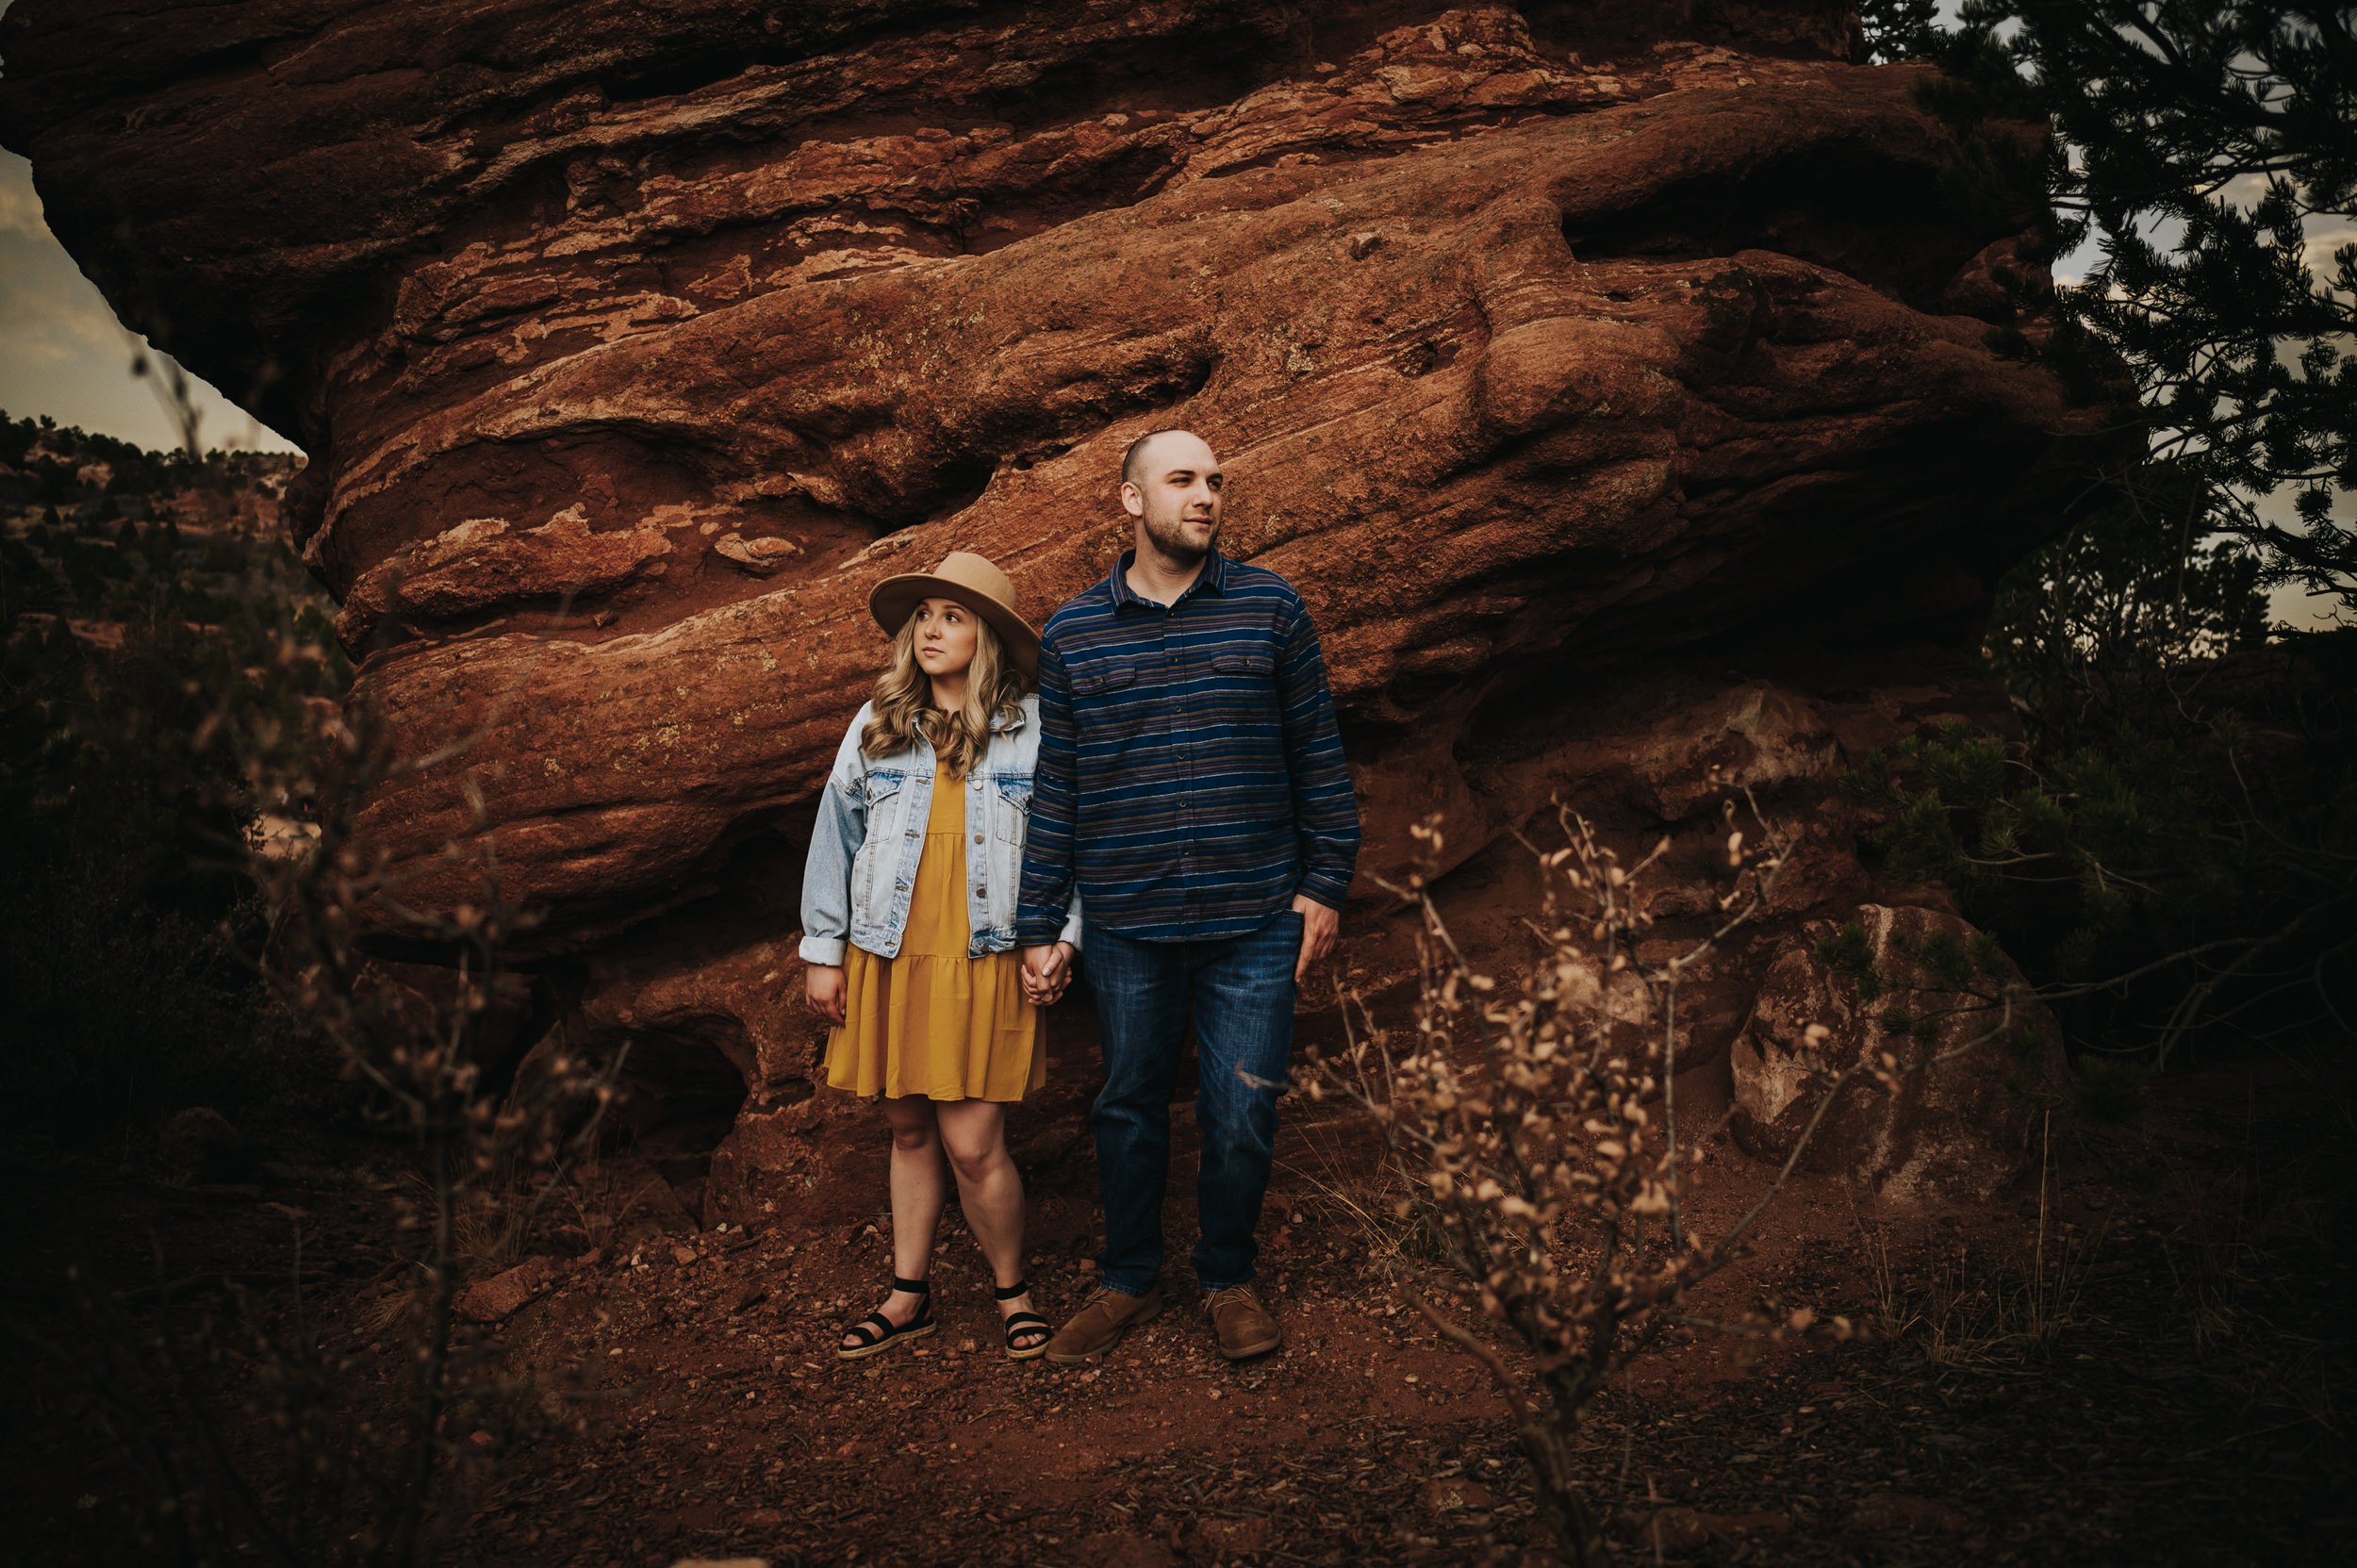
[842, 1095, 945, 1347]
[935, 1098, 1044, 1350]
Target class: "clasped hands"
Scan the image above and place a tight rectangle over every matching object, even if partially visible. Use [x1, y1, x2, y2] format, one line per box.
[801, 942, 1077, 1022]
[810, 897, 1335, 1020]
[1019, 941, 1078, 1006]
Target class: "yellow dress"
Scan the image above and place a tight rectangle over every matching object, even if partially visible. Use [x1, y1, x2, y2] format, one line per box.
[824, 771, 1045, 1101]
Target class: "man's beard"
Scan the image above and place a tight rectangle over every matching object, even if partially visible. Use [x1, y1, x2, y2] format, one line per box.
[1142, 508, 1218, 563]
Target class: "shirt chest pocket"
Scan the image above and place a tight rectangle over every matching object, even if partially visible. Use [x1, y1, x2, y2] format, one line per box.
[1210, 648, 1279, 719]
[1069, 658, 1144, 740]
[1211, 650, 1277, 680]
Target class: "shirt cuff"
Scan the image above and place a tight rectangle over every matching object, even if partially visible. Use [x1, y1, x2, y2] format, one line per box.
[1294, 869, 1353, 911]
[798, 933, 848, 966]
[1014, 914, 1066, 948]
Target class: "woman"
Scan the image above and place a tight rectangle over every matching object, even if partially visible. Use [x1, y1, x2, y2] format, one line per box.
[798, 551, 1080, 1362]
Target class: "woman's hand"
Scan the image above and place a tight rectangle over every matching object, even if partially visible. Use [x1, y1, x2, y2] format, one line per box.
[1020, 942, 1077, 1006]
[804, 964, 848, 1024]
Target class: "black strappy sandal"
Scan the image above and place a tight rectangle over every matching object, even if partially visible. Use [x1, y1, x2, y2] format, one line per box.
[836, 1276, 936, 1362]
[996, 1279, 1051, 1362]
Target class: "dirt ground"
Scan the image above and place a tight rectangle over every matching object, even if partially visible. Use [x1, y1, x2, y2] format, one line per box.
[4, 1047, 2350, 1568]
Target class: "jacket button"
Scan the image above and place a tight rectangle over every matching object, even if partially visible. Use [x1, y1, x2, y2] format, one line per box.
[973, 834, 984, 844]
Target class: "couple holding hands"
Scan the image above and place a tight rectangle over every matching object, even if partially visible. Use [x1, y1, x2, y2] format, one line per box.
[798, 429, 1360, 1367]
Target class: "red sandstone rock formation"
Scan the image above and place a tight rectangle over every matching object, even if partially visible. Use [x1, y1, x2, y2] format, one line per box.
[3, 1, 2115, 1205]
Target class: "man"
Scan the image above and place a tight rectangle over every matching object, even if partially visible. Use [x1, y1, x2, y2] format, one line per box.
[1014, 428, 1360, 1364]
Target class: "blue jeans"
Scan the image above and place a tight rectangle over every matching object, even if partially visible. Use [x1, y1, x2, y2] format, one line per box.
[1084, 905, 1301, 1296]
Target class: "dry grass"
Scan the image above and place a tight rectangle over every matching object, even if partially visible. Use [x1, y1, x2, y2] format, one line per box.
[1272, 1124, 1446, 1279]
[543, 1161, 659, 1256]
[1859, 1115, 2100, 1367]
[2155, 1151, 2347, 1432]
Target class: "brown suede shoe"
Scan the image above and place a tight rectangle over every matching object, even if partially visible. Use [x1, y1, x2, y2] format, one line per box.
[1205, 1285, 1283, 1360]
[1043, 1284, 1163, 1366]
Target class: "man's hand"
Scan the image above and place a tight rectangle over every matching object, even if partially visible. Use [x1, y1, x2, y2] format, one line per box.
[1292, 893, 1339, 985]
[804, 963, 848, 1025]
[1021, 942, 1077, 1006]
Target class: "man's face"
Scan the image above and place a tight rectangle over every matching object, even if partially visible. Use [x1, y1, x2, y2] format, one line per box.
[1121, 432, 1223, 563]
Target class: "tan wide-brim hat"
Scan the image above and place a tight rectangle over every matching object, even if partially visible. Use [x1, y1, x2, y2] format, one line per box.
[867, 550, 1040, 677]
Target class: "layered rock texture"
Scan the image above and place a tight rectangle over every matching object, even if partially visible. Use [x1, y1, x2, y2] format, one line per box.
[4, 0, 2104, 1209]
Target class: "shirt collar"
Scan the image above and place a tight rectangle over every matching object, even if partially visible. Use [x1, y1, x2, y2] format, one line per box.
[1108, 546, 1228, 612]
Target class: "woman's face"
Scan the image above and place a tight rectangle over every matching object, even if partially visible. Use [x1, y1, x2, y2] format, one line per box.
[911, 595, 979, 681]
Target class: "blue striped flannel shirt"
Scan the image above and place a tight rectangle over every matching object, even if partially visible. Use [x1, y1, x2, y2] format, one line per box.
[1014, 547, 1360, 945]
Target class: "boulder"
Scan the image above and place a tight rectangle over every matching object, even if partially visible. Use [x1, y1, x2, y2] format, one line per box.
[1731, 903, 2063, 1203]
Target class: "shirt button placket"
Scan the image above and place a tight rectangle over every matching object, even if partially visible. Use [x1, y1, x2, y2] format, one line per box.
[1170, 609, 1194, 927]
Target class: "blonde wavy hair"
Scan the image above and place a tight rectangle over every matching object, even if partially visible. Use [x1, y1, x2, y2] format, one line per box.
[860, 604, 1031, 776]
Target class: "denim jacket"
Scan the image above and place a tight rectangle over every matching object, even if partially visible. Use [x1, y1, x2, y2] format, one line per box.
[799, 694, 1083, 966]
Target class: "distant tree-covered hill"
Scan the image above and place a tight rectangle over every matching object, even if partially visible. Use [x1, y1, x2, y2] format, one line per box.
[1, 409, 344, 1130]
[0, 408, 322, 645]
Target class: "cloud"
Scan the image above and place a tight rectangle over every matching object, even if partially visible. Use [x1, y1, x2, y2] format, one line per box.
[0, 153, 48, 240]
[0, 229, 142, 382]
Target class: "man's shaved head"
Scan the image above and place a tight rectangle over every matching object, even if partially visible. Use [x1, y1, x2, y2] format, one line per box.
[1121, 427, 1195, 489]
